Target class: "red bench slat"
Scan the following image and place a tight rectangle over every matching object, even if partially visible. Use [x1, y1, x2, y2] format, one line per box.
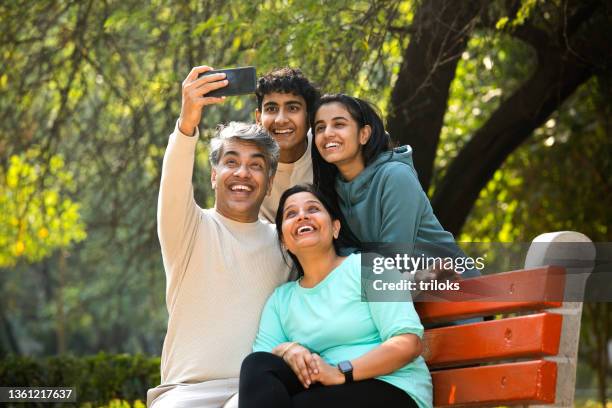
[415, 266, 565, 323]
[432, 360, 557, 406]
[423, 312, 562, 368]
[423, 313, 563, 368]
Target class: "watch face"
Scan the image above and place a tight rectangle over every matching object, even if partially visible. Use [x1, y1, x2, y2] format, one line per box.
[338, 361, 352, 373]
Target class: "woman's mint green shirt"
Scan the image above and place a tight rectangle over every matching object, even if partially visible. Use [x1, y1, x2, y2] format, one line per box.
[253, 253, 433, 408]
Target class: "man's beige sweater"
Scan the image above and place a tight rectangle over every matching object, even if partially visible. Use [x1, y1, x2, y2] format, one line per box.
[157, 125, 291, 385]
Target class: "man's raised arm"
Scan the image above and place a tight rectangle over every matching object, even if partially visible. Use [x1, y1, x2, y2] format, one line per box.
[157, 66, 227, 268]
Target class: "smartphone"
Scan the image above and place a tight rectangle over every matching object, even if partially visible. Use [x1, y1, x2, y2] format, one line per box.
[198, 66, 257, 97]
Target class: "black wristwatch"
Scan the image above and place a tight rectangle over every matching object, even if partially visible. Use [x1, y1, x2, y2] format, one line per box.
[337, 360, 353, 383]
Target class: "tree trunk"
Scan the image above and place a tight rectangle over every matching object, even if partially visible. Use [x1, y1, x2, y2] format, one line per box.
[56, 250, 67, 354]
[595, 303, 609, 406]
[0, 307, 20, 355]
[388, 0, 486, 191]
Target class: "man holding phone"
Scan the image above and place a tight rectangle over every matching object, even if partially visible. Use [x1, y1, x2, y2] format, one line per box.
[187, 65, 320, 223]
[191, 65, 320, 221]
[149, 66, 291, 408]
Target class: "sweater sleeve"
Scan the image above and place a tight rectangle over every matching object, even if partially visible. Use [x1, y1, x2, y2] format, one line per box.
[157, 123, 202, 278]
[379, 163, 426, 243]
[253, 289, 289, 352]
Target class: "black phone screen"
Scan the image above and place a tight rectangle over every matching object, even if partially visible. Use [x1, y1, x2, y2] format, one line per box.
[199, 66, 257, 97]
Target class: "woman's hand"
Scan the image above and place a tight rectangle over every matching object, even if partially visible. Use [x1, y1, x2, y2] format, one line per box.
[281, 343, 319, 388]
[310, 354, 345, 386]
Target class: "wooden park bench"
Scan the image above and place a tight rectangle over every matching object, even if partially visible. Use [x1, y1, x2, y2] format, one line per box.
[416, 231, 595, 407]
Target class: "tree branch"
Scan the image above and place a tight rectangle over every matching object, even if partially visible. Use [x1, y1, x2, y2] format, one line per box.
[431, 8, 610, 235]
[512, 23, 551, 53]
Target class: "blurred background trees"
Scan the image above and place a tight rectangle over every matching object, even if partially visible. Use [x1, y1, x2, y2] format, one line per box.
[1, 0, 610, 403]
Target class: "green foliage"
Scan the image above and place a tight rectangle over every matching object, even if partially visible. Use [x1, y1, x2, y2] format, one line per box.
[0, 149, 86, 267]
[433, 31, 535, 195]
[0, 353, 159, 406]
[461, 76, 610, 242]
[574, 400, 612, 408]
[249, 0, 411, 114]
[434, 17, 610, 244]
[86, 400, 146, 408]
[496, 0, 539, 29]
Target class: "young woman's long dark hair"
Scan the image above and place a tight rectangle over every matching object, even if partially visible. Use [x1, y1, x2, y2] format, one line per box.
[309, 94, 391, 219]
[275, 184, 361, 277]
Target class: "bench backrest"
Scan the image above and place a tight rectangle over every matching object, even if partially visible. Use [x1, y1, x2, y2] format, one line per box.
[417, 231, 595, 407]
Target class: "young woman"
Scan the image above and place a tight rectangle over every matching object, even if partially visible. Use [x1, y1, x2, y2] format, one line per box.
[310, 94, 475, 273]
[238, 185, 432, 408]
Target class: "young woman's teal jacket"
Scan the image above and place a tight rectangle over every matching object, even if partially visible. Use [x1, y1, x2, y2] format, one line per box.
[335, 145, 480, 278]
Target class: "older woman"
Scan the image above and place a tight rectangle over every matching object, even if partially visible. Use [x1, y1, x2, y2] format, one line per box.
[238, 185, 432, 408]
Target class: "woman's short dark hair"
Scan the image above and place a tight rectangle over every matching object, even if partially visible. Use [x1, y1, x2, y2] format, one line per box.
[309, 94, 391, 220]
[275, 184, 360, 277]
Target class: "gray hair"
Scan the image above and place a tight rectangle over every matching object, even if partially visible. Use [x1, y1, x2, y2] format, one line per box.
[209, 122, 279, 177]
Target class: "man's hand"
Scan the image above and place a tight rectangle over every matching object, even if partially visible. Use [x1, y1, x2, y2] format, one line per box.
[281, 343, 318, 388]
[310, 354, 345, 386]
[178, 65, 228, 136]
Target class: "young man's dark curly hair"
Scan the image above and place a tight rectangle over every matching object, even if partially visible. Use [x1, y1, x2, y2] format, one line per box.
[256, 68, 320, 115]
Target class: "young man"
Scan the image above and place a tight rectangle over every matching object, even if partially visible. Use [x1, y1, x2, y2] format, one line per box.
[255, 68, 320, 222]
[148, 66, 291, 408]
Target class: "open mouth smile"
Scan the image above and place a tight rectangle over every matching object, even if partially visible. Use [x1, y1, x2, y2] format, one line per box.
[324, 142, 340, 150]
[295, 223, 316, 236]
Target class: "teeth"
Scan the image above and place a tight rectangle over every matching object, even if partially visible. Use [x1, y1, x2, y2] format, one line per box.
[274, 129, 293, 134]
[297, 225, 314, 235]
[230, 185, 252, 192]
[325, 142, 339, 149]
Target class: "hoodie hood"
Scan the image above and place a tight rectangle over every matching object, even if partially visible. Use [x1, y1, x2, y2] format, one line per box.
[336, 145, 415, 206]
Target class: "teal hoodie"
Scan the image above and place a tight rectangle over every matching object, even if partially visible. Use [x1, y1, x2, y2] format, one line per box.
[335, 145, 451, 242]
[336, 145, 479, 278]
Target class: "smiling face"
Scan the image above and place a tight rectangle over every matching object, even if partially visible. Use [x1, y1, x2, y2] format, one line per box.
[211, 139, 273, 222]
[313, 102, 371, 180]
[256, 92, 308, 163]
[280, 191, 340, 255]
